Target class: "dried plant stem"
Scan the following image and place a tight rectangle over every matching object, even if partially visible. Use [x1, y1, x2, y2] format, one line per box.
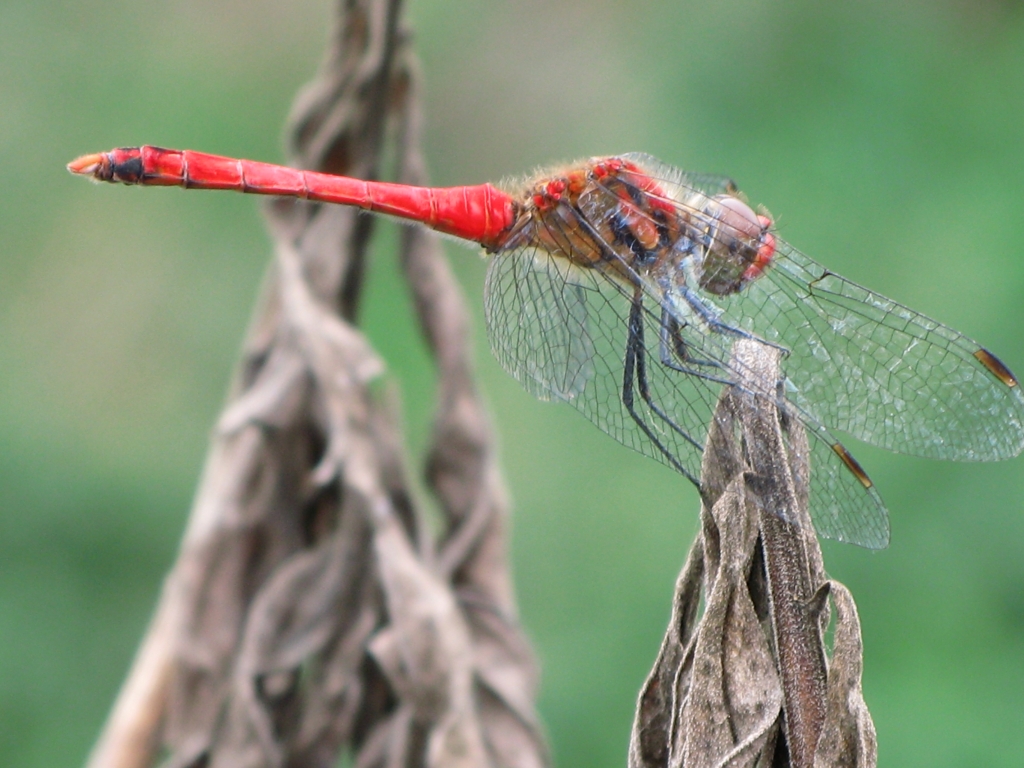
[760, 512, 828, 767]
[733, 343, 828, 766]
[85, 2, 546, 767]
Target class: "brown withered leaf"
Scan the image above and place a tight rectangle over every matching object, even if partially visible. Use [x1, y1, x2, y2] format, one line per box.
[84, 2, 546, 768]
[629, 340, 876, 768]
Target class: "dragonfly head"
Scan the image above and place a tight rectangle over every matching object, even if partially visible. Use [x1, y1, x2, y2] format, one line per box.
[696, 195, 776, 295]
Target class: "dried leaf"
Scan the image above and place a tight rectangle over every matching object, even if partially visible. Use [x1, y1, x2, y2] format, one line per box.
[85, 2, 546, 768]
[630, 340, 876, 768]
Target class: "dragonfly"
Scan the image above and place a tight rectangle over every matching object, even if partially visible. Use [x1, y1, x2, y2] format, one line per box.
[68, 146, 1024, 548]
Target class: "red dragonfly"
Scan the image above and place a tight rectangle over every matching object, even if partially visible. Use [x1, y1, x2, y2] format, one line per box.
[68, 146, 1024, 548]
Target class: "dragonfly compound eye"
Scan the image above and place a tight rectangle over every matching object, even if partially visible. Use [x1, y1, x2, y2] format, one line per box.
[696, 195, 767, 295]
[713, 195, 763, 240]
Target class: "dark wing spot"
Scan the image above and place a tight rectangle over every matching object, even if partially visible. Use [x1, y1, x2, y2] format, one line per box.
[832, 443, 873, 489]
[975, 348, 1019, 388]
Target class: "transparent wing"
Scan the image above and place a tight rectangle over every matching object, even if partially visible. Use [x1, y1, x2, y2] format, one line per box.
[485, 244, 713, 477]
[482, 247, 595, 403]
[483, 243, 891, 548]
[607, 154, 1024, 461]
[716, 240, 1024, 461]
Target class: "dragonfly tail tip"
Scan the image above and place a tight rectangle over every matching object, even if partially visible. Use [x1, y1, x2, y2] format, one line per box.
[66, 152, 107, 179]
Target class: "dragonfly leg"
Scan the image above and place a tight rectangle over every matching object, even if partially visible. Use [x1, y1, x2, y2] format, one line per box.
[676, 286, 789, 356]
[657, 308, 733, 379]
[622, 292, 703, 484]
[657, 304, 794, 413]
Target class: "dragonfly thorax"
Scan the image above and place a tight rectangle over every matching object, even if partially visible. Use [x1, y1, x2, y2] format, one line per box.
[510, 158, 776, 298]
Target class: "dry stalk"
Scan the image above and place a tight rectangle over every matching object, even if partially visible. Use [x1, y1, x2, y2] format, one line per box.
[84, 1, 547, 767]
[628, 340, 877, 768]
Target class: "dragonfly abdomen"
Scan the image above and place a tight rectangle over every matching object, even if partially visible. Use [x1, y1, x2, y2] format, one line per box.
[68, 146, 519, 248]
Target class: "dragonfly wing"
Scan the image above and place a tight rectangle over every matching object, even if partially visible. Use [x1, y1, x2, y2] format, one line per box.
[602, 155, 1023, 460]
[484, 247, 595, 403]
[485, 244, 714, 480]
[717, 240, 1024, 461]
[484, 241, 891, 548]
[630, 270, 892, 548]
[793, 415, 890, 548]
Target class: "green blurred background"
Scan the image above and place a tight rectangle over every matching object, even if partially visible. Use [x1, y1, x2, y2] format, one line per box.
[3, 0, 1024, 765]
